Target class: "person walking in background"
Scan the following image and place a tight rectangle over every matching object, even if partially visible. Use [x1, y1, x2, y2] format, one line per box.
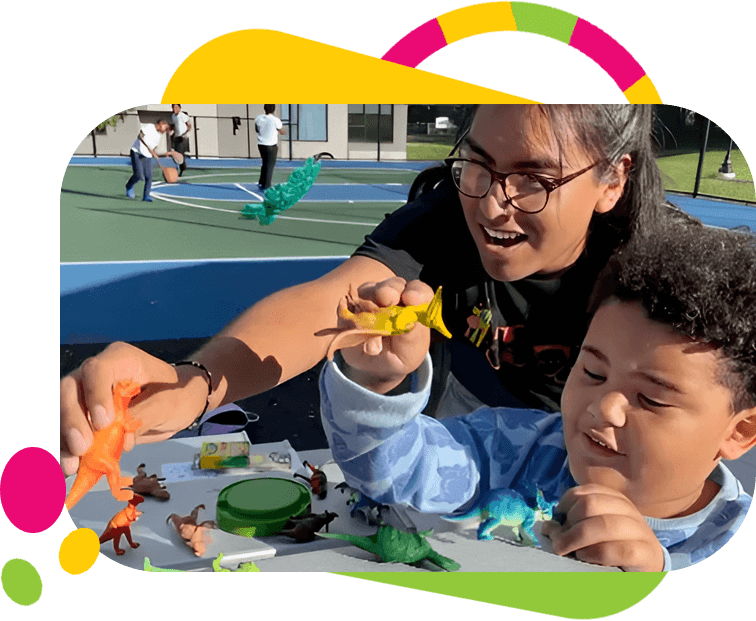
[171, 104, 191, 176]
[255, 104, 286, 190]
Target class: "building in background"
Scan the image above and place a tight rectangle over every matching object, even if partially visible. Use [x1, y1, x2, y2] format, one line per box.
[75, 104, 409, 161]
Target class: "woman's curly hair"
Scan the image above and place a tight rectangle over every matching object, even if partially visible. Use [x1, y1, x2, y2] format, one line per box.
[590, 223, 756, 412]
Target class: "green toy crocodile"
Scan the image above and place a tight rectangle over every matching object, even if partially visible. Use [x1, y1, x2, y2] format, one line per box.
[319, 525, 460, 571]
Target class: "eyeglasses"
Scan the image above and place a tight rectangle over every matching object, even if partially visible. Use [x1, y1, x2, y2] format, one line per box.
[444, 128, 600, 214]
[444, 157, 600, 214]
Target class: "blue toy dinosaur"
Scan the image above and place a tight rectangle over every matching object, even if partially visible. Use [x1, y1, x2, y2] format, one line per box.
[445, 488, 557, 546]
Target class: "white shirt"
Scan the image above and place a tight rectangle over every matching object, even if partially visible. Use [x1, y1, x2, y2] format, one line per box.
[255, 114, 283, 146]
[131, 123, 161, 158]
[172, 111, 190, 137]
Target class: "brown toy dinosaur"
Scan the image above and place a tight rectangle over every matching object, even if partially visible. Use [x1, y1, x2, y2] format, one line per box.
[65, 380, 143, 510]
[99, 494, 145, 555]
[130, 463, 170, 500]
[167, 504, 218, 556]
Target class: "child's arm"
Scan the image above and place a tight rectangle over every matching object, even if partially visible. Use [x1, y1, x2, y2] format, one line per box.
[541, 485, 665, 572]
[319, 354, 480, 513]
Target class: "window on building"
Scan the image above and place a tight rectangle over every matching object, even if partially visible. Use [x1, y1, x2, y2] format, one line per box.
[348, 105, 394, 143]
[280, 104, 327, 141]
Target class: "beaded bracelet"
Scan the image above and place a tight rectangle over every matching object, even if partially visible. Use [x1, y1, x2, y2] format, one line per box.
[172, 361, 213, 431]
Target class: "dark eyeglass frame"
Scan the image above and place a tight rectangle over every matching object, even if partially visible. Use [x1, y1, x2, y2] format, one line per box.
[445, 128, 601, 214]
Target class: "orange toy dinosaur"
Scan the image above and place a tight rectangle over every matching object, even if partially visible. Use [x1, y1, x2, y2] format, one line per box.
[99, 494, 145, 555]
[65, 380, 143, 510]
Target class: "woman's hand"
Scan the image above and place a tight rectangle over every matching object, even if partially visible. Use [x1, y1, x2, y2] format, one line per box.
[60, 342, 210, 476]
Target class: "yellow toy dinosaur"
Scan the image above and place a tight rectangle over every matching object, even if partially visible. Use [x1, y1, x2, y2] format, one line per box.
[65, 380, 143, 511]
[327, 286, 451, 360]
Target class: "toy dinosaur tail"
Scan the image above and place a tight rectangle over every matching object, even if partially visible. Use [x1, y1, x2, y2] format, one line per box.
[426, 550, 461, 572]
[442, 505, 481, 522]
[317, 532, 377, 553]
[422, 287, 452, 338]
[65, 467, 102, 511]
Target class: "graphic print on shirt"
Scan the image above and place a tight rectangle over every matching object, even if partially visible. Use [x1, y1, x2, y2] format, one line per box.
[464, 304, 572, 382]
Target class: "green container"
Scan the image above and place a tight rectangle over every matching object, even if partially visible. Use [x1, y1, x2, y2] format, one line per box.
[216, 478, 311, 537]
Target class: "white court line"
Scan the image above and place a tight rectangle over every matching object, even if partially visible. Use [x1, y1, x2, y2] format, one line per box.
[150, 192, 380, 226]
[234, 182, 264, 199]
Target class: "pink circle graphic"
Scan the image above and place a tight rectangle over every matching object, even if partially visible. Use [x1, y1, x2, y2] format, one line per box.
[1, 447, 66, 533]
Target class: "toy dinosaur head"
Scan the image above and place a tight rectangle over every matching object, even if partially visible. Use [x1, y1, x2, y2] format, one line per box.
[534, 490, 557, 521]
[114, 380, 141, 398]
[128, 494, 146, 507]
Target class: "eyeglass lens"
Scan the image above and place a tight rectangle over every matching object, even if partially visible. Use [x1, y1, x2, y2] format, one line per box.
[450, 160, 547, 212]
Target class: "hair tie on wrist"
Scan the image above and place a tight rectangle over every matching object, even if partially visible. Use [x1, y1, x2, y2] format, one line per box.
[172, 361, 213, 431]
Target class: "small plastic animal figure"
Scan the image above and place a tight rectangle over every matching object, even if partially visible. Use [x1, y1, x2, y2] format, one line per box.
[129, 463, 170, 500]
[280, 510, 338, 543]
[99, 494, 145, 556]
[167, 504, 218, 556]
[212, 553, 260, 572]
[327, 286, 451, 360]
[241, 152, 333, 225]
[445, 488, 557, 545]
[293, 461, 327, 499]
[319, 525, 460, 571]
[65, 380, 143, 510]
[143, 554, 260, 573]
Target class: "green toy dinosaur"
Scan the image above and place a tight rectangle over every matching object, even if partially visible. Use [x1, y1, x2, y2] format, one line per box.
[319, 525, 460, 571]
[241, 152, 333, 225]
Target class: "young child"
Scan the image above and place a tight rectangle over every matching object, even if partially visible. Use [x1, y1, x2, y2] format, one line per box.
[320, 223, 756, 571]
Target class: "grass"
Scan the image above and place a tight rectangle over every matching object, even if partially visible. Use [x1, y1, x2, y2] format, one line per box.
[657, 149, 754, 202]
[407, 142, 453, 161]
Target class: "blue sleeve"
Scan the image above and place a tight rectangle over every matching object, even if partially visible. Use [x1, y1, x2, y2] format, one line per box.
[649, 465, 752, 570]
[319, 356, 569, 513]
[319, 356, 480, 513]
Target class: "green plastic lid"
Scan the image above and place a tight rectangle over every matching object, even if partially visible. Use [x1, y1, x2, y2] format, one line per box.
[216, 478, 311, 537]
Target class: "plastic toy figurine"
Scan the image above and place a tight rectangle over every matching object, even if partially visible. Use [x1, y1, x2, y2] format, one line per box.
[143, 554, 260, 573]
[167, 504, 218, 556]
[293, 460, 328, 499]
[241, 152, 333, 225]
[212, 553, 260, 572]
[129, 463, 170, 500]
[143, 558, 184, 572]
[65, 380, 143, 510]
[99, 494, 145, 556]
[280, 510, 338, 543]
[327, 286, 451, 360]
[319, 525, 460, 571]
[445, 488, 557, 545]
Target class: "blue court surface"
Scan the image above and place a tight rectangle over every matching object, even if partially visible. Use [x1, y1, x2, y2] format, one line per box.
[667, 193, 756, 230]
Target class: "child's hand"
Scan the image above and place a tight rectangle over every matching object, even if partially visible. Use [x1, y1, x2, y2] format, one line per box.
[541, 484, 665, 572]
[335, 277, 433, 394]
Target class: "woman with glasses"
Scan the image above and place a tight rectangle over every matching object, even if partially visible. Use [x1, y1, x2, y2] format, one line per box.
[346, 105, 694, 417]
[60, 105, 694, 476]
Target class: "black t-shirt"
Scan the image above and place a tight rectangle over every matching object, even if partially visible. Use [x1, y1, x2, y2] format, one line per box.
[353, 173, 616, 414]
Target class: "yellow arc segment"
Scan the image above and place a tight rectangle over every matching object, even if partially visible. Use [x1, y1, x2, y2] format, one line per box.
[438, 2, 517, 44]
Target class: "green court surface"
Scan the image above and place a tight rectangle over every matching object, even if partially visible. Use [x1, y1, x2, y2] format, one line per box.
[60, 163, 420, 263]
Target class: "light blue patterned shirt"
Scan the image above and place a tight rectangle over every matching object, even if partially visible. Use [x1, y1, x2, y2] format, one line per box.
[320, 356, 752, 571]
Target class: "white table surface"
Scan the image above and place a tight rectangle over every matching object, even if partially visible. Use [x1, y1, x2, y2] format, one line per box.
[66, 434, 616, 572]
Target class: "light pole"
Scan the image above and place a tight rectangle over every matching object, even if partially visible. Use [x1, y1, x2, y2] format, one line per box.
[718, 138, 735, 180]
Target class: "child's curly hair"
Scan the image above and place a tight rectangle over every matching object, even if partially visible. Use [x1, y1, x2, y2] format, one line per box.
[590, 223, 756, 412]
